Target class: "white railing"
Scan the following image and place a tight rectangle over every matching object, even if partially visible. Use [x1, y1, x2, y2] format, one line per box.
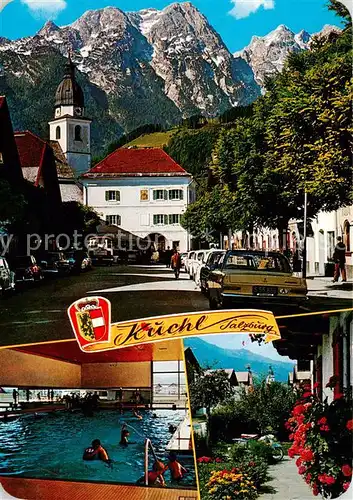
[144, 438, 158, 486]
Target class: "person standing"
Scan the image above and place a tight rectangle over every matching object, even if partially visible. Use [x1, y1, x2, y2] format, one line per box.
[333, 236, 347, 282]
[12, 389, 18, 406]
[171, 249, 182, 279]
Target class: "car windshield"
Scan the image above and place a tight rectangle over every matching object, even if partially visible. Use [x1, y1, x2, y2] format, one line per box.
[208, 252, 223, 265]
[224, 252, 291, 273]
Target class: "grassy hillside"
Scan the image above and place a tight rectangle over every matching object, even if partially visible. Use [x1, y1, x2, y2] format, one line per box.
[124, 130, 177, 148]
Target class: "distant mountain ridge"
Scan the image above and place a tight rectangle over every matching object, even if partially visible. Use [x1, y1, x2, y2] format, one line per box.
[0, 2, 339, 155]
[184, 337, 295, 382]
[234, 23, 341, 88]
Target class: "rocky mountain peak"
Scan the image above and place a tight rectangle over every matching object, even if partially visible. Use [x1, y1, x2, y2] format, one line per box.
[38, 20, 60, 36]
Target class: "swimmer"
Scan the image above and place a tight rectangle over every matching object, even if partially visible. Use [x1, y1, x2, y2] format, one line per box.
[165, 453, 188, 481]
[83, 439, 112, 468]
[133, 409, 143, 420]
[120, 424, 130, 446]
[168, 424, 177, 434]
[137, 460, 166, 486]
[152, 413, 158, 419]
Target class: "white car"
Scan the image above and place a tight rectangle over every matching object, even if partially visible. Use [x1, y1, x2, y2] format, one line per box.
[190, 250, 210, 283]
[185, 251, 196, 275]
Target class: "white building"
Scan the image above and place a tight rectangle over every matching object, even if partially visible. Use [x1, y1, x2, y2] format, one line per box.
[81, 147, 194, 252]
[48, 56, 91, 177]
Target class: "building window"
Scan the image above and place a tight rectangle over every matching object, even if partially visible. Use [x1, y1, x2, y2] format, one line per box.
[105, 190, 120, 202]
[152, 360, 187, 407]
[56, 126, 61, 140]
[0, 152, 3, 164]
[168, 214, 180, 225]
[74, 125, 82, 141]
[153, 189, 167, 201]
[106, 215, 121, 226]
[140, 189, 149, 201]
[153, 214, 168, 225]
[169, 189, 183, 200]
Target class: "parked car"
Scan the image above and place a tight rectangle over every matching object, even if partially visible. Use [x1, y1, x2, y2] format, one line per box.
[40, 252, 71, 277]
[12, 255, 42, 284]
[190, 249, 209, 283]
[199, 250, 226, 295]
[207, 249, 308, 309]
[180, 252, 188, 269]
[185, 251, 196, 275]
[89, 248, 114, 266]
[65, 250, 93, 273]
[0, 257, 15, 295]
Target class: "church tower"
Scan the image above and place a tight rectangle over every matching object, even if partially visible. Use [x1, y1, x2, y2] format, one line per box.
[49, 56, 91, 176]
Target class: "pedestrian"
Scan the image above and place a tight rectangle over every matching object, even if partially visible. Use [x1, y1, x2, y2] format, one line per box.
[37, 392, 41, 402]
[171, 249, 182, 279]
[165, 246, 173, 268]
[333, 236, 347, 282]
[12, 389, 18, 406]
[50, 389, 54, 401]
[26, 389, 32, 402]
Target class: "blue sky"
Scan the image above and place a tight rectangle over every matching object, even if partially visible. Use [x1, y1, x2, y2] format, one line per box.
[199, 334, 294, 362]
[0, 0, 343, 52]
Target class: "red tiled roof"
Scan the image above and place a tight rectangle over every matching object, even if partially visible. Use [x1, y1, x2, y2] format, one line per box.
[15, 131, 47, 186]
[82, 147, 189, 178]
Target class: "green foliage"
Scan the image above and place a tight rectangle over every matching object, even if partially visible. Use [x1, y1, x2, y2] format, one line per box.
[327, 0, 352, 25]
[58, 202, 101, 236]
[189, 369, 234, 416]
[210, 381, 297, 444]
[165, 125, 221, 177]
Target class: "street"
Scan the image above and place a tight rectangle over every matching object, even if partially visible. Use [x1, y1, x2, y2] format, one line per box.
[0, 265, 352, 347]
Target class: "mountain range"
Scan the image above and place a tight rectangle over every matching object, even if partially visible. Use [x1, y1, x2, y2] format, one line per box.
[0, 2, 339, 155]
[184, 337, 295, 382]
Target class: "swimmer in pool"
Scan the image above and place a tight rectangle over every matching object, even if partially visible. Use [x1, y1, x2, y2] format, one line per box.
[133, 409, 143, 420]
[83, 439, 112, 467]
[120, 424, 130, 446]
[165, 453, 188, 481]
[137, 460, 166, 486]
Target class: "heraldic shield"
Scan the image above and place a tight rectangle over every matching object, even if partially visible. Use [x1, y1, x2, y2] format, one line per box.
[68, 296, 111, 351]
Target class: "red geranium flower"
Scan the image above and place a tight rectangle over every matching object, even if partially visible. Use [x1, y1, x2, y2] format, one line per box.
[317, 417, 327, 425]
[342, 465, 352, 477]
[346, 420, 353, 431]
[300, 449, 315, 462]
[197, 456, 212, 463]
[215, 458, 223, 463]
[305, 473, 312, 484]
[302, 392, 312, 398]
[334, 393, 344, 400]
[343, 482, 351, 491]
[298, 466, 306, 475]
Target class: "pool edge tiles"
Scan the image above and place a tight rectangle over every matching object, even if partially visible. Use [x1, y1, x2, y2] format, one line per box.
[0, 477, 198, 500]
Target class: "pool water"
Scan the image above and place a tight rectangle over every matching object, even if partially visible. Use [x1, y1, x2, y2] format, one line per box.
[0, 409, 196, 487]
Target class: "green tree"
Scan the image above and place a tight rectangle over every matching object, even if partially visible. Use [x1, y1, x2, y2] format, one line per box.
[190, 369, 234, 418]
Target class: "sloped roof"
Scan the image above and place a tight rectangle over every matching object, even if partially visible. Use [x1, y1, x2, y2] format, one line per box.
[49, 140, 76, 180]
[14, 131, 47, 186]
[82, 147, 190, 178]
[234, 372, 251, 383]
